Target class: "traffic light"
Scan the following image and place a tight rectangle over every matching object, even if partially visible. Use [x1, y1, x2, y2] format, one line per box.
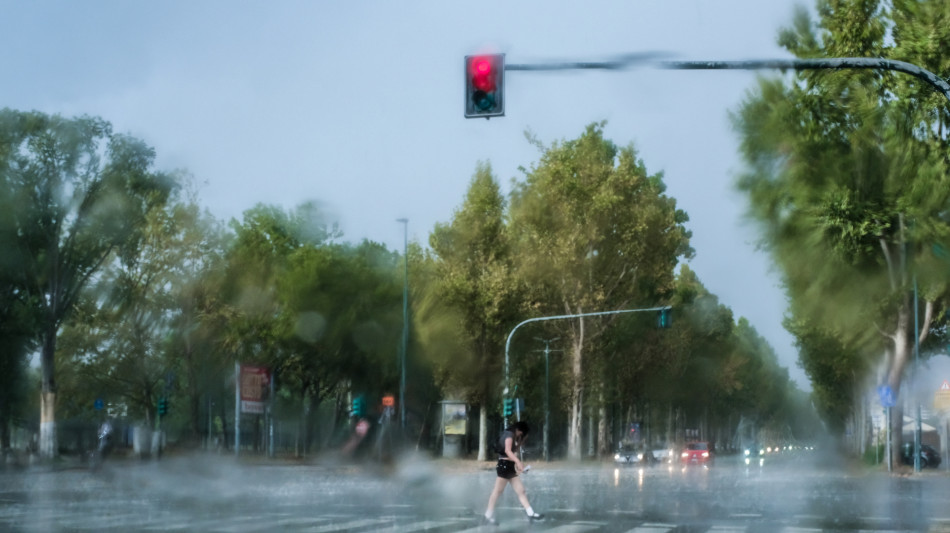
[158, 397, 168, 416]
[465, 54, 505, 118]
[351, 396, 364, 418]
[657, 307, 672, 328]
[503, 398, 513, 417]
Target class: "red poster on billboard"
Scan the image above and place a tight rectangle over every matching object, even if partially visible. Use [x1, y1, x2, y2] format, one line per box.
[240, 365, 269, 414]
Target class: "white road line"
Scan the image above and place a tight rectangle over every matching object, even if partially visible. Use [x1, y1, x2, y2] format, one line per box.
[301, 518, 393, 532]
[623, 525, 674, 533]
[542, 524, 603, 533]
[387, 519, 464, 532]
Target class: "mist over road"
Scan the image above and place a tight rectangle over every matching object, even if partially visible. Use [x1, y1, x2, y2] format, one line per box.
[1, 451, 947, 532]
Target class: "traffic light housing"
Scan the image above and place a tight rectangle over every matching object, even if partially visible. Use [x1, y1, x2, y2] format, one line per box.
[158, 397, 168, 416]
[465, 54, 505, 118]
[502, 398, 513, 417]
[658, 307, 672, 328]
[351, 396, 364, 418]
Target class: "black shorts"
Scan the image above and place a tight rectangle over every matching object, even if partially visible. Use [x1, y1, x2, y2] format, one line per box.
[496, 459, 517, 479]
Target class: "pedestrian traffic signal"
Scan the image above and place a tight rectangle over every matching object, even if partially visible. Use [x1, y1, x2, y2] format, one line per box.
[657, 307, 672, 328]
[158, 397, 168, 416]
[503, 398, 513, 417]
[465, 54, 504, 118]
[351, 396, 364, 418]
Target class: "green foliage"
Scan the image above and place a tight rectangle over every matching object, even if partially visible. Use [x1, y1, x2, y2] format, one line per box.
[0, 108, 819, 456]
[733, 0, 950, 434]
[427, 163, 523, 406]
[0, 108, 178, 455]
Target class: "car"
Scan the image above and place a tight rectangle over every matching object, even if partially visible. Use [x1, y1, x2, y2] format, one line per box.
[614, 443, 641, 465]
[649, 443, 675, 464]
[901, 443, 942, 468]
[680, 441, 713, 465]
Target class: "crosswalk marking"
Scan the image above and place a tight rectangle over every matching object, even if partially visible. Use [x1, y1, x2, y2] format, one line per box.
[276, 517, 334, 527]
[301, 518, 393, 532]
[623, 524, 675, 533]
[211, 516, 310, 533]
[543, 523, 603, 533]
[9, 505, 950, 532]
[708, 526, 746, 533]
[387, 519, 465, 532]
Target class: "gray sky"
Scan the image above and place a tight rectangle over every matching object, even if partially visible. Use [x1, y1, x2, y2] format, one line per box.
[1, 0, 811, 389]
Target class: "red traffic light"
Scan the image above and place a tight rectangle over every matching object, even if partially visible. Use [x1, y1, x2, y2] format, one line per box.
[471, 58, 495, 91]
[465, 54, 504, 118]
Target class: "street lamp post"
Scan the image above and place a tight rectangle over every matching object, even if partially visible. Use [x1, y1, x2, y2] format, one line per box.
[397, 218, 409, 431]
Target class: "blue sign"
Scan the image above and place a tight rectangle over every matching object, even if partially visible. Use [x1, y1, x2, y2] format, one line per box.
[878, 385, 896, 408]
[94, 397, 104, 410]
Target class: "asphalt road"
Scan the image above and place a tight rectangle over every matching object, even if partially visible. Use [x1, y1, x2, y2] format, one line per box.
[1, 451, 949, 532]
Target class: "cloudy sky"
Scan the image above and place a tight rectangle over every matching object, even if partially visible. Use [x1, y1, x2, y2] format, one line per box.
[1, 0, 813, 388]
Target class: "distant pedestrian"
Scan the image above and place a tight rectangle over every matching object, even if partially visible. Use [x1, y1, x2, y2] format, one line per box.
[482, 420, 543, 525]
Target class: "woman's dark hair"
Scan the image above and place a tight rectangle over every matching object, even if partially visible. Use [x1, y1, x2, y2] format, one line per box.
[508, 421, 530, 435]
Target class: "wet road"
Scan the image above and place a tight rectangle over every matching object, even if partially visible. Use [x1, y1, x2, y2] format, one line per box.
[1, 452, 949, 532]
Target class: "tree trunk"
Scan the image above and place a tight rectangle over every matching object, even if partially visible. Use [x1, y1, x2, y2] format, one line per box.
[587, 403, 595, 458]
[40, 392, 56, 459]
[567, 317, 585, 460]
[887, 297, 913, 468]
[666, 404, 674, 447]
[478, 406, 488, 461]
[597, 390, 608, 458]
[39, 329, 58, 459]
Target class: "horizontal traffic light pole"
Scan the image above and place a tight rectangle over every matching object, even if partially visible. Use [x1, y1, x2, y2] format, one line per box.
[504, 56, 950, 102]
[502, 306, 672, 424]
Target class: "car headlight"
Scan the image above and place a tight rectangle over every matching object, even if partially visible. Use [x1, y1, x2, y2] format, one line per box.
[701, 452, 709, 458]
[744, 449, 750, 456]
[614, 453, 621, 460]
[681, 451, 689, 458]
[637, 453, 643, 460]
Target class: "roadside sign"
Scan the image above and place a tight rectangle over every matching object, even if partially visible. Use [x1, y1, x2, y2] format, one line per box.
[94, 398, 103, 410]
[239, 365, 270, 414]
[878, 385, 896, 408]
[935, 381, 950, 413]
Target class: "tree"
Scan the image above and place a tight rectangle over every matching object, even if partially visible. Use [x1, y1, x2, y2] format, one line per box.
[162, 194, 230, 445]
[0, 109, 176, 457]
[732, 0, 950, 459]
[0, 173, 37, 452]
[277, 239, 403, 451]
[509, 123, 693, 459]
[428, 163, 524, 460]
[53, 181, 225, 441]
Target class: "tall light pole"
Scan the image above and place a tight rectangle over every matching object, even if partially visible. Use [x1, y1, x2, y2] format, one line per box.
[397, 218, 409, 431]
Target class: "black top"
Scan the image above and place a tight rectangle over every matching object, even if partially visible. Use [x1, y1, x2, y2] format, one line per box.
[497, 430, 519, 459]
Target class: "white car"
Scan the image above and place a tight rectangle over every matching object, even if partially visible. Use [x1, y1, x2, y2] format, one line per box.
[650, 445, 675, 463]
